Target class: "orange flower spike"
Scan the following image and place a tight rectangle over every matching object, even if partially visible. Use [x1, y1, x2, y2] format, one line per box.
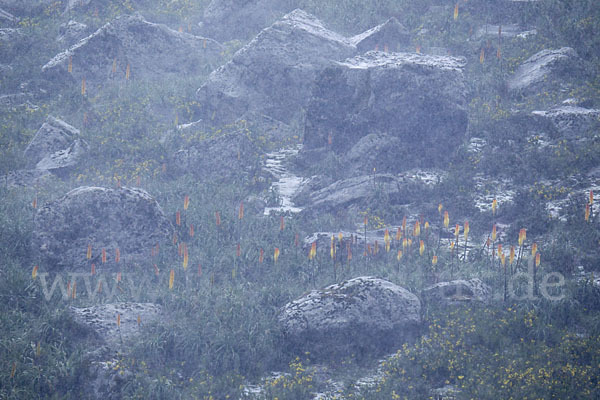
[438, 203, 443, 215]
[295, 233, 300, 247]
[215, 211, 221, 226]
[238, 201, 244, 220]
[330, 236, 336, 259]
[169, 269, 174, 290]
[464, 221, 470, 241]
[497, 243, 503, 254]
[518, 228, 526, 247]
[117, 314, 121, 328]
[189, 224, 194, 237]
[236, 243, 241, 258]
[112, 58, 117, 73]
[101, 248, 107, 264]
[137, 315, 141, 327]
[492, 199, 498, 216]
[91, 263, 96, 275]
[176, 210, 181, 226]
[115, 248, 120, 263]
[419, 240, 425, 256]
[443, 211, 449, 228]
[364, 215, 368, 226]
[81, 77, 86, 95]
[10, 362, 16, 379]
[125, 63, 130, 80]
[68, 55, 73, 73]
[384, 229, 390, 244]
[32, 195, 37, 209]
[455, 224, 460, 239]
[590, 190, 594, 205]
[408, 238, 413, 248]
[32, 266, 38, 279]
[173, 232, 178, 245]
[450, 241, 455, 250]
[183, 245, 189, 270]
[402, 237, 408, 250]
[535, 252, 541, 267]
[396, 227, 402, 241]
[492, 224, 497, 242]
[154, 264, 159, 276]
[585, 204, 590, 222]
[280, 215, 285, 231]
[531, 242, 538, 257]
[259, 248, 264, 263]
[116, 272, 122, 283]
[338, 232, 343, 242]
[453, 3, 459, 20]
[424, 221, 430, 232]
[87, 244, 92, 260]
[184, 195, 190, 211]
[432, 255, 438, 266]
[347, 244, 352, 261]
[509, 246, 515, 265]
[414, 221, 421, 237]
[274, 248, 280, 263]
[480, 48, 485, 64]
[500, 252, 506, 266]
[397, 250, 403, 261]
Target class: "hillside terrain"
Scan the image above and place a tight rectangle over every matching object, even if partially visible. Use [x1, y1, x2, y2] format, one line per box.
[1, 0, 600, 399]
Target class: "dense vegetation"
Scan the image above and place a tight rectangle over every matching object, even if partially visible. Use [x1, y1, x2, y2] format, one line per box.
[1, 0, 599, 399]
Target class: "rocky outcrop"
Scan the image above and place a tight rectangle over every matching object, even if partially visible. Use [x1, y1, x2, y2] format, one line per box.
[279, 276, 421, 356]
[70, 302, 162, 346]
[33, 186, 173, 271]
[199, 0, 296, 42]
[195, 9, 356, 128]
[507, 47, 579, 95]
[350, 17, 410, 54]
[422, 278, 491, 304]
[302, 51, 468, 169]
[532, 106, 600, 138]
[43, 14, 223, 92]
[170, 130, 262, 181]
[2, 169, 55, 188]
[23, 116, 88, 175]
[0, 7, 18, 23]
[57, 20, 88, 46]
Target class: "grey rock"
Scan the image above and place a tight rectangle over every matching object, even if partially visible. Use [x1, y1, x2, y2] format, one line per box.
[507, 47, 579, 94]
[199, 0, 295, 42]
[422, 278, 491, 304]
[170, 130, 262, 181]
[70, 302, 162, 346]
[0, 27, 20, 42]
[344, 133, 404, 175]
[195, 9, 356, 128]
[57, 20, 89, 46]
[350, 17, 410, 54]
[279, 276, 421, 356]
[35, 138, 89, 176]
[300, 174, 405, 212]
[33, 186, 173, 271]
[531, 106, 600, 138]
[43, 14, 223, 92]
[302, 51, 468, 168]
[0, 7, 18, 23]
[24, 116, 82, 167]
[475, 24, 536, 39]
[2, 169, 55, 188]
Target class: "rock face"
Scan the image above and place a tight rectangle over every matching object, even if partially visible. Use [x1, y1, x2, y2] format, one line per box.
[70, 302, 162, 346]
[43, 14, 223, 92]
[23, 116, 88, 173]
[57, 20, 88, 46]
[532, 106, 600, 138]
[507, 47, 579, 95]
[195, 9, 356, 128]
[33, 186, 173, 271]
[199, 0, 295, 42]
[170, 130, 262, 180]
[302, 51, 468, 169]
[279, 276, 421, 356]
[350, 17, 410, 54]
[422, 278, 491, 304]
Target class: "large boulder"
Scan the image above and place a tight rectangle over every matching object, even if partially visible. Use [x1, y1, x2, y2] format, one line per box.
[350, 17, 411, 54]
[195, 9, 356, 128]
[57, 20, 89, 46]
[278, 276, 421, 356]
[23, 116, 87, 169]
[70, 302, 162, 347]
[422, 278, 491, 304]
[199, 0, 296, 42]
[42, 14, 223, 93]
[35, 139, 89, 176]
[33, 186, 173, 271]
[302, 51, 468, 169]
[531, 105, 600, 138]
[169, 130, 262, 181]
[506, 47, 579, 95]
